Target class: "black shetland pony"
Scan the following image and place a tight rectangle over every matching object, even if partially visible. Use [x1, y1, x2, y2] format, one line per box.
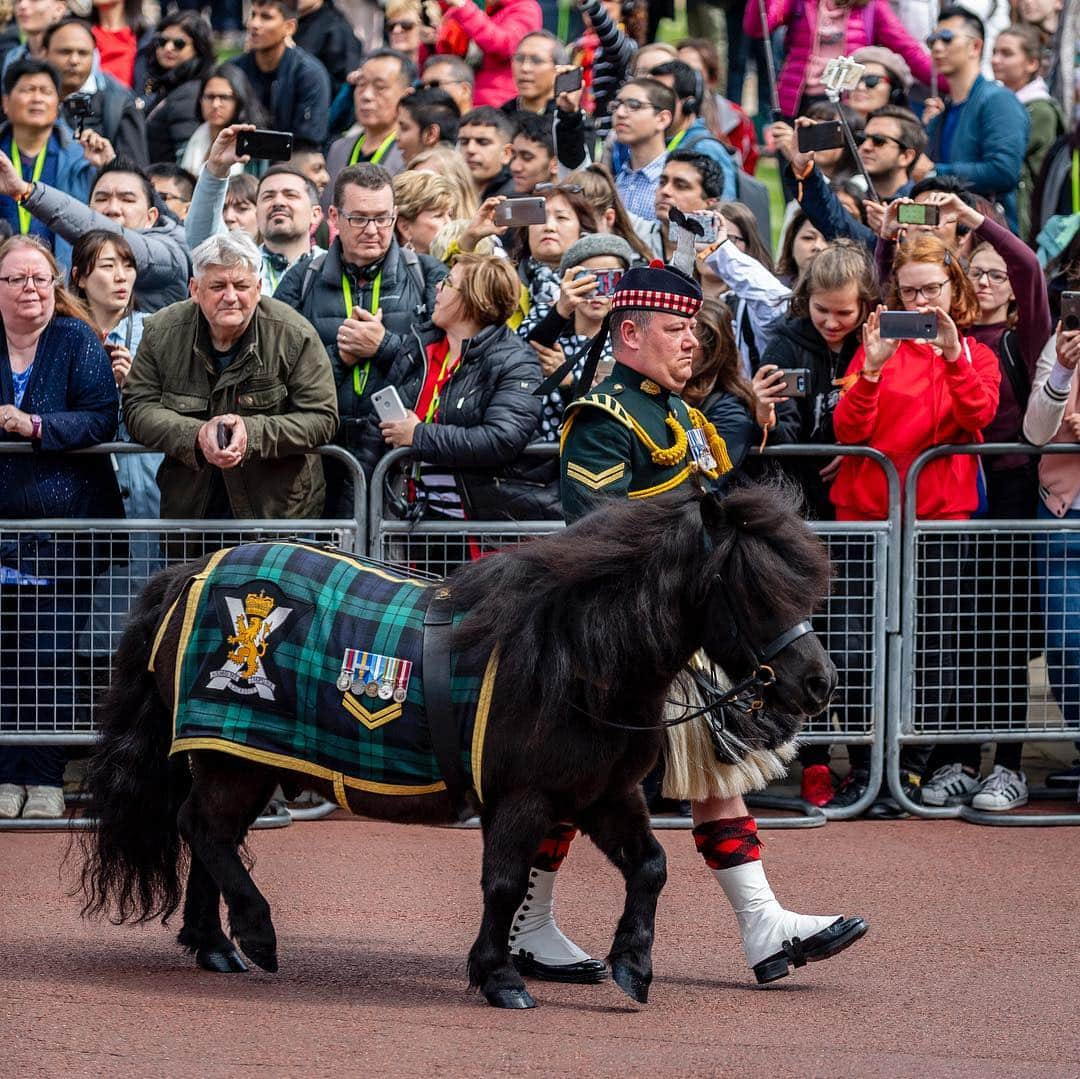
[79, 485, 835, 1009]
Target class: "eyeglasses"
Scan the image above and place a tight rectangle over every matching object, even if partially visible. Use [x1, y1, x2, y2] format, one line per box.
[512, 53, 554, 67]
[436, 276, 458, 293]
[340, 211, 396, 231]
[607, 97, 659, 115]
[201, 92, 236, 103]
[857, 74, 891, 89]
[926, 29, 975, 46]
[898, 280, 949, 303]
[534, 182, 583, 194]
[857, 132, 908, 151]
[155, 35, 190, 49]
[387, 19, 417, 32]
[0, 273, 57, 291]
[727, 231, 748, 249]
[968, 267, 1010, 285]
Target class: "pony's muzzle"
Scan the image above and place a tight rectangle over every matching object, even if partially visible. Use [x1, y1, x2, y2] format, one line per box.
[803, 666, 838, 716]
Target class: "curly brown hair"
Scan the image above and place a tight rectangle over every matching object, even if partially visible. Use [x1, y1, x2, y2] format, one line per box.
[888, 233, 980, 330]
[682, 299, 753, 411]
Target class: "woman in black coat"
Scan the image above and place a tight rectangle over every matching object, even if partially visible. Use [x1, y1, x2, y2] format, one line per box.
[375, 253, 558, 524]
[0, 237, 121, 822]
[137, 13, 215, 164]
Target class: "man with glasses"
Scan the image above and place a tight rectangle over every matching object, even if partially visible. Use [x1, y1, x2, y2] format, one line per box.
[419, 56, 474, 119]
[148, 163, 196, 223]
[923, 4, 1028, 230]
[324, 49, 415, 211]
[501, 30, 567, 116]
[275, 163, 446, 510]
[610, 77, 676, 221]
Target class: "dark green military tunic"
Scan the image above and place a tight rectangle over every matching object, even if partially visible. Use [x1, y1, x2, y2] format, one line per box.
[559, 363, 733, 523]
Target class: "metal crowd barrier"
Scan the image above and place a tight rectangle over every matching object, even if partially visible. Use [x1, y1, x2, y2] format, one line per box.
[370, 444, 901, 829]
[0, 444, 366, 831]
[891, 444, 1080, 826]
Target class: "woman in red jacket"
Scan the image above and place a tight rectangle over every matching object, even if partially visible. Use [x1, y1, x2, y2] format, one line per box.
[831, 232, 1000, 811]
[831, 233, 1000, 521]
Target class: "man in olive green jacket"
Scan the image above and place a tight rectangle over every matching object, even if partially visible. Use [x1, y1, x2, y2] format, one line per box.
[124, 232, 339, 520]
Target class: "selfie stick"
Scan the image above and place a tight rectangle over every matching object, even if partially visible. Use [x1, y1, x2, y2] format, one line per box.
[929, 0, 939, 100]
[822, 57, 880, 202]
[757, 0, 783, 121]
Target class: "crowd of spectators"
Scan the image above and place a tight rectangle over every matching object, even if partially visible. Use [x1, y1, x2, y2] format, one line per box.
[0, 0, 1078, 821]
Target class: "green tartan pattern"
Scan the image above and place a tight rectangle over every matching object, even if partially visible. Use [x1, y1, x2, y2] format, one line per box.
[168, 543, 486, 794]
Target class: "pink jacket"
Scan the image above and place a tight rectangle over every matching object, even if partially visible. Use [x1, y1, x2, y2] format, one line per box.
[744, 0, 935, 117]
[438, 0, 542, 108]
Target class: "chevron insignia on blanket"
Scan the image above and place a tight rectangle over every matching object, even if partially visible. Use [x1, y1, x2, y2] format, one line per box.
[158, 542, 495, 801]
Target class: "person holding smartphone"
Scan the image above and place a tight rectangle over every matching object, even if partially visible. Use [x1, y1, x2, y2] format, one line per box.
[829, 233, 1000, 813]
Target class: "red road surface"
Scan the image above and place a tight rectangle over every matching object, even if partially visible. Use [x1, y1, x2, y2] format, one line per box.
[2, 819, 1077, 1077]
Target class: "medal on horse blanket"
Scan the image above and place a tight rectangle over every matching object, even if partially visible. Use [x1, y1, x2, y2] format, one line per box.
[155, 542, 495, 804]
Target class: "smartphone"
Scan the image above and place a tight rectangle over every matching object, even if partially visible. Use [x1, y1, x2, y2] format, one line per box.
[371, 385, 409, 423]
[879, 311, 939, 340]
[1061, 291, 1080, 332]
[780, 368, 811, 397]
[216, 421, 232, 450]
[896, 203, 941, 227]
[494, 197, 547, 227]
[592, 268, 623, 296]
[236, 129, 294, 162]
[554, 68, 583, 95]
[797, 121, 845, 153]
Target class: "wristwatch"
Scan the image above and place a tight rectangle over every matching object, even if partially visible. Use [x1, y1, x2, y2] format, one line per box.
[30, 414, 42, 439]
[16, 181, 34, 204]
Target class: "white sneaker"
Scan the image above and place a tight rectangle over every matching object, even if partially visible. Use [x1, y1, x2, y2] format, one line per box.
[921, 763, 980, 807]
[0, 783, 26, 819]
[21, 785, 66, 819]
[971, 766, 1029, 811]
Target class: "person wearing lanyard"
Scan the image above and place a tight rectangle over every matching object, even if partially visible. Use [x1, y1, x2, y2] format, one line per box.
[185, 125, 327, 296]
[0, 59, 97, 260]
[323, 50, 411, 213]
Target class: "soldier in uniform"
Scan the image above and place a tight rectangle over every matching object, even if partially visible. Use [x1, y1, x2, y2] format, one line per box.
[509, 261, 868, 987]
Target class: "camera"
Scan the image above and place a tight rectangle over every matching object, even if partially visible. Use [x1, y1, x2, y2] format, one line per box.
[66, 93, 93, 136]
[667, 209, 718, 245]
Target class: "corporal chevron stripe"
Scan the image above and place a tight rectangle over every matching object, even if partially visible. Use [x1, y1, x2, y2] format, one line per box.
[566, 461, 626, 490]
[164, 542, 490, 798]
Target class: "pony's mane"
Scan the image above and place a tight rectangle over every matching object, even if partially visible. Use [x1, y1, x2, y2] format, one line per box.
[451, 481, 831, 727]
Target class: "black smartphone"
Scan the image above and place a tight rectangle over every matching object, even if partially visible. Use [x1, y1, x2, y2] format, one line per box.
[879, 311, 939, 340]
[216, 421, 232, 450]
[780, 368, 811, 397]
[555, 68, 583, 95]
[236, 129, 294, 162]
[494, 196, 547, 227]
[797, 121, 845, 153]
[896, 203, 941, 227]
[1061, 291, 1080, 332]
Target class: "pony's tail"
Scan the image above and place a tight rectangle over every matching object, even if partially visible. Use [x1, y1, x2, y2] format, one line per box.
[78, 567, 191, 925]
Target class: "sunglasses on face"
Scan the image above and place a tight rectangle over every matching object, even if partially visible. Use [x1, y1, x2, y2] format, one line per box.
[155, 35, 190, 49]
[387, 19, 416, 32]
[857, 132, 908, 151]
[926, 29, 973, 45]
[857, 74, 890, 89]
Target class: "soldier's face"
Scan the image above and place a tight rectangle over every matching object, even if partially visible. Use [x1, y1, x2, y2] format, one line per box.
[619, 311, 699, 392]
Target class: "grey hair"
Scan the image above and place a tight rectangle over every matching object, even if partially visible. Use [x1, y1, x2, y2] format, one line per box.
[191, 231, 262, 278]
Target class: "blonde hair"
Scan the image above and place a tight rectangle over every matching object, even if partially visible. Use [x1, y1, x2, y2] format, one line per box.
[408, 145, 479, 217]
[452, 253, 520, 326]
[385, 0, 421, 19]
[393, 169, 458, 223]
[429, 218, 497, 263]
[0, 236, 94, 329]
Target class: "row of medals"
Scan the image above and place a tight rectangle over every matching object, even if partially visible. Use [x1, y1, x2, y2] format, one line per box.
[336, 666, 408, 703]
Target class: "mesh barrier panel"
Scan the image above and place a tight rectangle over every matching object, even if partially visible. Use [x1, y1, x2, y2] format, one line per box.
[0, 524, 352, 740]
[908, 525, 1080, 740]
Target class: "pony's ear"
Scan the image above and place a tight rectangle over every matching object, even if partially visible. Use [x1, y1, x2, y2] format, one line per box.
[699, 492, 728, 541]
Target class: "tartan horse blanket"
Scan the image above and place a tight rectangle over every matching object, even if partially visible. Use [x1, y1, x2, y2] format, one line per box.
[152, 542, 496, 806]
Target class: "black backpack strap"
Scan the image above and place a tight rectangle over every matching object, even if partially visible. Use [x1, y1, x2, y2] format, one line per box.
[999, 329, 1033, 420]
[422, 586, 473, 820]
[299, 252, 327, 308]
[398, 245, 431, 316]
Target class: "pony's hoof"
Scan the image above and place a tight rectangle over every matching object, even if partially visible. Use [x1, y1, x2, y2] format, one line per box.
[484, 986, 536, 1009]
[196, 946, 249, 974]
[610, 962, 650, 1004]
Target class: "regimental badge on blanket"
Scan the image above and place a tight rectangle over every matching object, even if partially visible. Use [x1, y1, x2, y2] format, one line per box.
[191, 579, 311, 715]
[337, 648, 413, 730]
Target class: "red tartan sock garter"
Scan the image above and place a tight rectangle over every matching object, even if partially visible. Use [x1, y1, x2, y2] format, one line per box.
[531, 822, 577, 871]
[692, 815, 763, 870]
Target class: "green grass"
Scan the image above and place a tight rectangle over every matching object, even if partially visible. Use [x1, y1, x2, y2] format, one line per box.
[755, 156, 787, 253]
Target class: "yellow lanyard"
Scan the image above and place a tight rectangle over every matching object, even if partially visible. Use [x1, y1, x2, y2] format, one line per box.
[11, 141, 46, 235]
[424, 348, 459, 423]
[349, 130, 398, 166]
[344, 270, 381, 397]
[666, 128, 689, 153]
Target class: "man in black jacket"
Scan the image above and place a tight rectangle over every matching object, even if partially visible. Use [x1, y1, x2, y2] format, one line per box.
[233, 0, 332, 147]
[44, 18, 148, 168]
[294, 0, 362, 98]
[274, 163, 446, 509]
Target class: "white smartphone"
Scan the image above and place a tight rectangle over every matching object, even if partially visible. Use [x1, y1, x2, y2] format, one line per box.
[371, 385, 408, 422]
